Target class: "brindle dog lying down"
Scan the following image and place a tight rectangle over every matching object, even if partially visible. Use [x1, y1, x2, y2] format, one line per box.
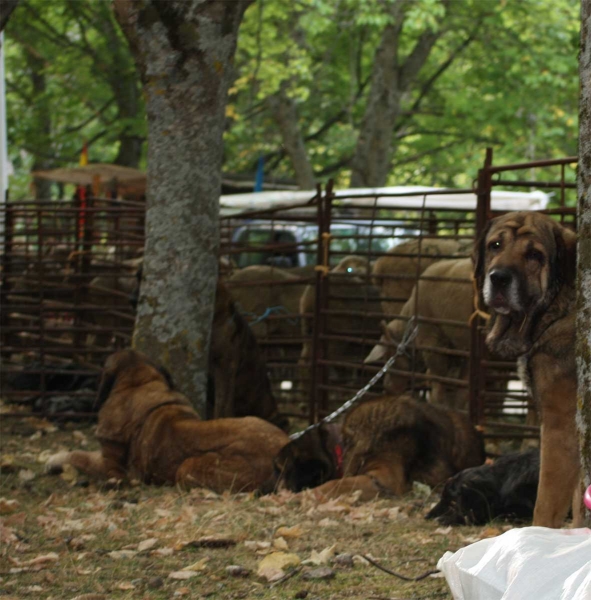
[268, 395, 485, 501]
[426, 449, 540, 525]
[46, 350, 290, 493]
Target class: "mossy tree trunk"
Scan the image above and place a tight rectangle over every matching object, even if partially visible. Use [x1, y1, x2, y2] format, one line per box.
[114, 0, 251, 414]
[576, 0, 591, 527]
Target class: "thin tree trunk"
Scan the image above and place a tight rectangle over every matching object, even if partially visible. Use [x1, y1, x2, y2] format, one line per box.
[114, 0, 251, 414]
[26, 49, 52, 199]
[268, 86, 316, 190]
[97, 3, 144, 168]
[576, 0, 591, 527]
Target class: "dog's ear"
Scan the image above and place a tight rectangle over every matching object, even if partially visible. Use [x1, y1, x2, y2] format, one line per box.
[472, 220, 493, 292]
[554, 224, 577, 288]
[157, 365, 175, 390]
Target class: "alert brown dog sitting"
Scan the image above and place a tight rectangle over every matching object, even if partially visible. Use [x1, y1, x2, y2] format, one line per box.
[472, 211, 579, 528]
[46, 349, 290, 493]
[269, 395, 485, 501]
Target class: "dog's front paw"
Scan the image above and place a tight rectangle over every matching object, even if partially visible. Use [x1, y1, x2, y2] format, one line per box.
[45, 451, 71, 475]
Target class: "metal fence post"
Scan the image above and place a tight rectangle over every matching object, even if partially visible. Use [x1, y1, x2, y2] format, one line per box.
[469, 147, 493, 426]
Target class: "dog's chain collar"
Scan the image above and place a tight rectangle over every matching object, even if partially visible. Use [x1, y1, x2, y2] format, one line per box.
[289, 317, 419, 441]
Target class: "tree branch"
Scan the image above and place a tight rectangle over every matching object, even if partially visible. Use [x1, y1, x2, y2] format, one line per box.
[397, 20, 486, 134]
[61, 99, 116, 135]
[398, 0, 450, 91]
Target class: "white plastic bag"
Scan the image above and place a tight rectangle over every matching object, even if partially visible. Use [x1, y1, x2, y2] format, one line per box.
[438, 526, 591, 600]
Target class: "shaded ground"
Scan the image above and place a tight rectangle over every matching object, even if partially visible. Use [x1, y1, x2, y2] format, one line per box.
[0, 411, 514, 600]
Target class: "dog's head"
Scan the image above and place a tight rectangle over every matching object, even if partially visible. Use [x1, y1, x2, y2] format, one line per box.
[267, 423, 343, 493]
[472, 211, 576, 358]
[426, 466, 499, 526]
[95, 349, 175, 411]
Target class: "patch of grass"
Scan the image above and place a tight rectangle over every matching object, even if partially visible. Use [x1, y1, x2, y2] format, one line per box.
[0, 417, 512, 600]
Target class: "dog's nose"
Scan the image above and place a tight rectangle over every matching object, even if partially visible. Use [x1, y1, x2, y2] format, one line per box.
[489, 268, 513, 289]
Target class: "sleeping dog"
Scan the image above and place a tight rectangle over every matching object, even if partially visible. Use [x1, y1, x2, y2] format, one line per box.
[46, 349, 289, 493]
[426, 449, 540, 525]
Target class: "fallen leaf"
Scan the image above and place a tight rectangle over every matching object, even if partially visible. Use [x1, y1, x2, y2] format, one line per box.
[0, 525, 18, 545]
[60, 464, 78, 484]
[315, 500, 350, 514]
[352, 555, 369, 566]
[305, 544, 337, 566]
[182, 557, 209, 572]
[137, 538, 158, 552]
[9, 552, 59, 568]
[273, 537, 289, 550]
[116, 582, 136, 590]
[257, 552, 301, 582]
[435, 526, 452, 535]
[168, 570, 199, 580]
[244, 540, 271, 551]
[152, 547, 174, 557]
[37, 450, 54, 464]
[275, 525, 304, 538]
[69, 596, 107, 600]
[107, 550, 137, 560]
[18, 469, 35, 483]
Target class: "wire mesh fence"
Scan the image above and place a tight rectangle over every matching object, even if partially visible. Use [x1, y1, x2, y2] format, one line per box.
[0, 150, 578, 444]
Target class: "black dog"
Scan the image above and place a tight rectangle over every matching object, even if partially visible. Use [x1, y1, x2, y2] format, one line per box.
[426, 449, 540, 525]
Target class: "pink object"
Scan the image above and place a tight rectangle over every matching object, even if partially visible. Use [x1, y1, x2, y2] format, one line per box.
[584, 485, 591, 511]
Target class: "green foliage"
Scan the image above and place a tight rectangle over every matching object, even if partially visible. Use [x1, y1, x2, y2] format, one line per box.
[3, 0, 580, 199]
[5, 0, 145, 199]
[225, 0, 579, 192]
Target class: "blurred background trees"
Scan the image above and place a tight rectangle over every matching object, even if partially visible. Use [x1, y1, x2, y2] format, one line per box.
[4, 0, 580, 197]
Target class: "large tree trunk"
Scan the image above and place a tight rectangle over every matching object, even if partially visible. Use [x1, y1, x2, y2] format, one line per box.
[349, 1, 446, 188]
[576, 0, 591, 527]
[114, 0, 251, 414]
[268, 85, 316, 190]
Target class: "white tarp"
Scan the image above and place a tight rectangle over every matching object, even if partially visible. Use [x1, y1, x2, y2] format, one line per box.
[219, 186, 549, 215]
[438, 526, 591, 600]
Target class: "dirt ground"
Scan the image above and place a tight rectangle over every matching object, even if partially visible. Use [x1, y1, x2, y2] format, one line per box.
[0, 411, 515, 600]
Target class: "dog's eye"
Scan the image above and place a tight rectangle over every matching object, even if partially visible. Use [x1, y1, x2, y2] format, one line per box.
[488, 240, 502, 251]
[525, 249, 545, 264]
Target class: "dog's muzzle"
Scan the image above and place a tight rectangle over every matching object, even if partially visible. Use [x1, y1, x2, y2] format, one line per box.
[483, 267, 521, 314]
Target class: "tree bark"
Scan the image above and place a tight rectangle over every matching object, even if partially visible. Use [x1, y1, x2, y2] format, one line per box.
[268, 86, 316, 190]
[114, 0, 251, 414]
[349, 0, 447, 188]
[576, 0, 591, 527]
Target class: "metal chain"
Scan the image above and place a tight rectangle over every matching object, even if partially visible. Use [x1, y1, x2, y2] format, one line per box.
[289, 317, 418, 440]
